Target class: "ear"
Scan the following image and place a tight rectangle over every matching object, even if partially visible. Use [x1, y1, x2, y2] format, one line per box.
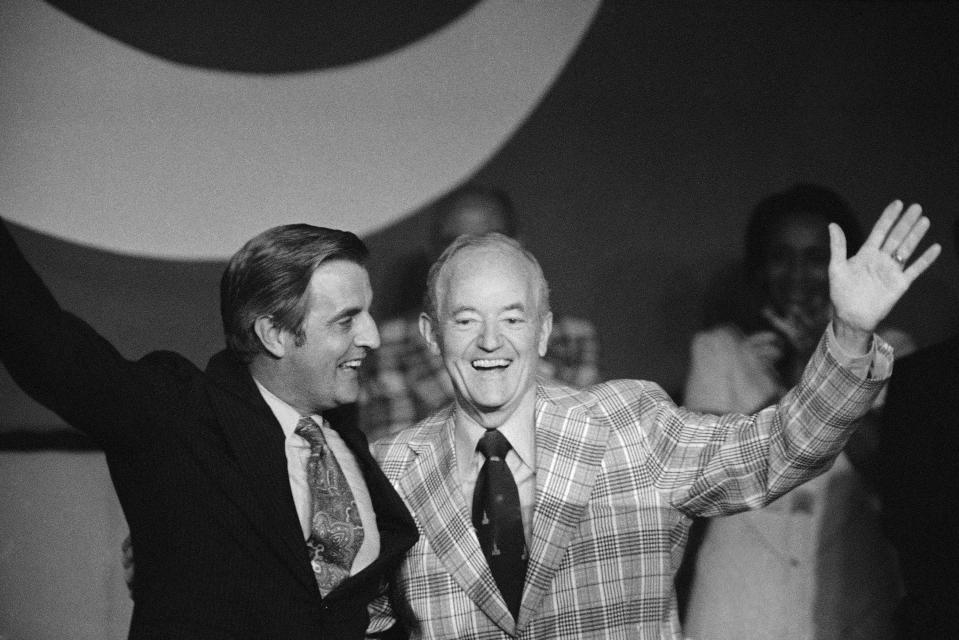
[253, 315, 287, 358]
[419, 312, 442, 356]
[537, 311, 553, 357]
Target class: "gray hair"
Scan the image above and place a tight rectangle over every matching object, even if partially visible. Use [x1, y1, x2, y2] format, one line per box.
[423, 232, 550, 321]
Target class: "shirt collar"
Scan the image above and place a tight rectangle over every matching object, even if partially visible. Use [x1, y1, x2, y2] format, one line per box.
[253, 378, 320, 442]
[453, 397, 537, 472]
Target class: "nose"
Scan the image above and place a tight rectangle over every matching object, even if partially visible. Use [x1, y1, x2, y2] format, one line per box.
[354, 312, 381, 351]
[476, 320, 503, 351]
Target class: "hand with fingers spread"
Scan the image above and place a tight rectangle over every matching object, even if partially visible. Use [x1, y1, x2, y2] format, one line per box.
[743, 328, 789, 373]
[828, 200, 941, 354]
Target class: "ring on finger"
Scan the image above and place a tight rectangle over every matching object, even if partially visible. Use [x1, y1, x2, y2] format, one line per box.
[892, 251, 906, 268]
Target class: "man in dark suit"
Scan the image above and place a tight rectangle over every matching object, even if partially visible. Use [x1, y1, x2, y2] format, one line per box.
[0, 218, 418, 639]
[879, 218, 959, 639]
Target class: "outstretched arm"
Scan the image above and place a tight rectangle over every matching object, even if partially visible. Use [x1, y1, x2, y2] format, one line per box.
[674, 201, 940, 515]
[0, 218, 138, 440]
[828, 200, 940, 354]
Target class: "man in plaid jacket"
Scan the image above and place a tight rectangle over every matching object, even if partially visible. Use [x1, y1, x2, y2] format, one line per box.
[358, 183, 600, 443]
[369, 200, 939, 639]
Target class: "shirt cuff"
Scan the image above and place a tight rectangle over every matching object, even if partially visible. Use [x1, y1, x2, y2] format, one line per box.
[824, 321, 892, 380]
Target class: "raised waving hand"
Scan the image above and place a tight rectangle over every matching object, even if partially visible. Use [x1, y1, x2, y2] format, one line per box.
[828, 200, 941, 353]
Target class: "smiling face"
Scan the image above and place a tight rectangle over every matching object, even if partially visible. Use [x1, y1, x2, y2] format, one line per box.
[280, 259, 380, 414]
[421, 244, 552, 428]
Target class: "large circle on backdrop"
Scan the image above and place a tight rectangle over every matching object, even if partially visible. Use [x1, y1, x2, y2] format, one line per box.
[44, 0, 482, 72]
[0, 0, 601, 259]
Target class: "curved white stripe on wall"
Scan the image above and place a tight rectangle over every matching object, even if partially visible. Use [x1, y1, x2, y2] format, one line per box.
[0, 0, 600, 259]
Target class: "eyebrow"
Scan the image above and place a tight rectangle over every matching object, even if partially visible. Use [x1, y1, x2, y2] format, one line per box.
[449, 302, 527, 315]
[329, 305, 363, 323]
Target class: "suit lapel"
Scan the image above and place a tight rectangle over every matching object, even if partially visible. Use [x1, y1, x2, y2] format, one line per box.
[204, 351, 317, 593]
[517, 384, 609, 632]
[398, 411, 517, 635]
[326, 409, 419, 579]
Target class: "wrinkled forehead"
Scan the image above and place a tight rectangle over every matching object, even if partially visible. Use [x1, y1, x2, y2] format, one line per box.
[437, 245, 541, 314]
[303, 259, 373, 313]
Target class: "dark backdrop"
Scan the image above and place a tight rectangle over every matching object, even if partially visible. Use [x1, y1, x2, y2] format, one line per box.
[365, 0, 959, 398]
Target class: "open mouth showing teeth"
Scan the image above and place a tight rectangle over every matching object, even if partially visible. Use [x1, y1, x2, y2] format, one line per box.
[339, 359, 363, 370]
[472, 358, 510, 370]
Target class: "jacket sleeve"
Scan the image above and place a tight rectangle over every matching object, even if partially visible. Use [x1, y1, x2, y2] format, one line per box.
[651, 326, 893, 517]
[0, 219, 144, 442]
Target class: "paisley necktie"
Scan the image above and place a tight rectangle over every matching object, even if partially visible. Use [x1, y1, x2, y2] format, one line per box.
[295, 416, 364, 596]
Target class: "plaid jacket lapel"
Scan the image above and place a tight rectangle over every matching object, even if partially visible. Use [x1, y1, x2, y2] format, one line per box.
[397, 411, 516, 633]
[517, 383, 609, 631]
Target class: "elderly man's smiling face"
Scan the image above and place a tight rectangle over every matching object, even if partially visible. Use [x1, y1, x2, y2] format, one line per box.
[420, 243, 552, 429]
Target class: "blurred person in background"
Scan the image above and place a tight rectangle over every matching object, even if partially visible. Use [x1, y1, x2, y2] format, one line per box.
[681, 185, 913, 640]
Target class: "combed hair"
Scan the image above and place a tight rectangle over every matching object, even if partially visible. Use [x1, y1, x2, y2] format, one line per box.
[220, 224, 368, 362]
[423, 232, 550, 321]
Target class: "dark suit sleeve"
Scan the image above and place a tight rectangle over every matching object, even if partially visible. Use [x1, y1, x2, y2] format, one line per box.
[880, 364, 933, 560]
[0, 219, 143, 442]
[880, 354, 959, 629]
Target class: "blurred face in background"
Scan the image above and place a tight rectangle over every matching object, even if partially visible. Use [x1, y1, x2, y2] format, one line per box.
[761, 210, 832, 330]
[431, 195, 512, 259]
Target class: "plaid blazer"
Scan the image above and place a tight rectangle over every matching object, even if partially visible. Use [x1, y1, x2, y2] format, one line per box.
[369, 333, 892, 639]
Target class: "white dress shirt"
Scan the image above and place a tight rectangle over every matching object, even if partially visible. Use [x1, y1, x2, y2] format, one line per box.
[454, 402, 537, 547]
[255, 380, 379, 575]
